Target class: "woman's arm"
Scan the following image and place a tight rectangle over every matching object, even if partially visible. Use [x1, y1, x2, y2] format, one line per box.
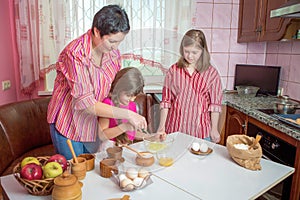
[87, 101, 147, 130]
[210, 112, 220, 143]
[157, 108, 169, 132]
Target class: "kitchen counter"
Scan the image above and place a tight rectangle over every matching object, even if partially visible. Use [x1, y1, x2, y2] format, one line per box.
[154, 92, 300, 141]
[223, 93, 300, 141]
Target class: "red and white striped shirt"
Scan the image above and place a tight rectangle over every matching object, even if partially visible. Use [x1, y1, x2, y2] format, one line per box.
[160, 63, 223, 138]
[47, 30, 121, 142]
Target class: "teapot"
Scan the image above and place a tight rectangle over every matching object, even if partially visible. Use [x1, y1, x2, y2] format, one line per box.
[52, 172, 83, 200]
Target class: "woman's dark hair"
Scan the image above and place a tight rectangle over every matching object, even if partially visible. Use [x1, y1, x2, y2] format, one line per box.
[109, 67, 144, 145]
[92, 4, 130, 37]
[178, 29, 211, 73]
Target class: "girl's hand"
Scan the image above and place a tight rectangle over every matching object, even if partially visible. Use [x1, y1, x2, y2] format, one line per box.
[128, 111, 147, 130]
[156, 131, 167, 141]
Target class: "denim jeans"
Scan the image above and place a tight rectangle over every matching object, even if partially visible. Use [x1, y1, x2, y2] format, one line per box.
[49, 123, 100, 160]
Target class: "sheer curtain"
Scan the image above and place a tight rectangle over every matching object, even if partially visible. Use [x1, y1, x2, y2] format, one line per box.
[14, 0, 194, 94]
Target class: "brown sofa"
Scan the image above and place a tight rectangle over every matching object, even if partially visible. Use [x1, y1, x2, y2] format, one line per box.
[0, 93, 156, 198]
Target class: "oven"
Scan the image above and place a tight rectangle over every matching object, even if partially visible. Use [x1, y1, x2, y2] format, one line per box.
[247, 122, 296, 200]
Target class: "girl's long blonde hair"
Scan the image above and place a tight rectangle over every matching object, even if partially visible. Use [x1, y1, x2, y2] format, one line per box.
[178, 29, 211, 73]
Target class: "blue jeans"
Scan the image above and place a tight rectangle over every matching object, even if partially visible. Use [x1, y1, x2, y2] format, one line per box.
[204, 137, 211, 142]
[50, 124, 100, 160]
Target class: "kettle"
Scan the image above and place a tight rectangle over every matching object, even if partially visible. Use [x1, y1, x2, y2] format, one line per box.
[52, 172, 83, 200]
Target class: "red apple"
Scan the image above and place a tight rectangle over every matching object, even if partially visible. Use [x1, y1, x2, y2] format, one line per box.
[47, 154, 68, 171]
[20, 163, 43, 180]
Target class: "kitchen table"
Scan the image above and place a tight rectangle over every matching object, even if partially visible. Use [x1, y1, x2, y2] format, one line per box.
[0, 132, 295, 200]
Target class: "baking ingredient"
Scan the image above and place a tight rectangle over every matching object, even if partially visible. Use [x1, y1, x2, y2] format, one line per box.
[133, 177, 144, 187]
[138, 168, 149, 178]
[199, 143, 208, 153]
[20, 163, 43, 180]
[47, 154, 68, 171]
[234, 143, 249, 150]
[119, 173, 127, 182]
[43, 161, 63, 178]
[192, 142, 200, 151]
[126, 168, 138, 180]
[121, 178, 134, 190]
[21, 157, 41, 168]
[159, 157, 174, 167]
[147, 143, 166, 152]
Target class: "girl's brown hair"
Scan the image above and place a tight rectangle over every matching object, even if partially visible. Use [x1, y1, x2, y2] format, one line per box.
[178, 29, 211, 73]
[109, 67, 144, 144]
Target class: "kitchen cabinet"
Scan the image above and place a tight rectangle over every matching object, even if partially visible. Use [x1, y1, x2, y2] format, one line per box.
[238, 0, 293, 42]
[224, 106, 248, 145]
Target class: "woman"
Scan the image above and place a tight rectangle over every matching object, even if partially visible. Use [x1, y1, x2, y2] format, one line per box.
[47, 5, 147, 159]
[157, 29, 223, 143]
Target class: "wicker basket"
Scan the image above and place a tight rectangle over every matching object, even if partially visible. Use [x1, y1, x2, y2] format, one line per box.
[13, 156, 55, 196]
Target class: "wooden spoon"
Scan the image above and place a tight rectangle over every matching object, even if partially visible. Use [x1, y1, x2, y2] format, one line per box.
[249, 134, 262, 149]
[122, 145, 146, 157]
[67, 139, 78, 163]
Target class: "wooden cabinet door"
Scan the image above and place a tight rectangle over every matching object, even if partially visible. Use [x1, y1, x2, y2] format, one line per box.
[224, 106, 248, 144]
[238, 0, 261, 42]
[260, 0, 291, 41]
[238, 0, 292, 42]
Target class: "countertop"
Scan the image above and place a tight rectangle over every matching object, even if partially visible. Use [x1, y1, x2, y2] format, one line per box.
[154, 92, 300, 141]
[0, 133, 295, 200]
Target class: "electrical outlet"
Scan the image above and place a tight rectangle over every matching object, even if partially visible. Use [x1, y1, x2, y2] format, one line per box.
[2, 80, 11, 90]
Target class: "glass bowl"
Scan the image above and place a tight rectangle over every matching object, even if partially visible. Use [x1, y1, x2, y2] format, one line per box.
[143, 135, 174, 154]
[236, 86, 260, 97]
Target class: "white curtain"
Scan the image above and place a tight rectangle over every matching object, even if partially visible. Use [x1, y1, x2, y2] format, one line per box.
[14, 0, 194, 94]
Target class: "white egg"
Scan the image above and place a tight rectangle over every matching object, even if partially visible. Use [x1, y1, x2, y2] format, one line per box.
[120, 178, 134, 190]
[119, 173, 127, 182]
[133, 177, 144, 187]
[138, 168, 149, 178]
[192, 142, 200, 151]
[200, 142, 209, 153]
[126, 168, 138, 180]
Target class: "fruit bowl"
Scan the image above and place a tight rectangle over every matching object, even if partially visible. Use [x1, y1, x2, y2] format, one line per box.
[143, 135, 174, 153]
[13, 156, 55, 196]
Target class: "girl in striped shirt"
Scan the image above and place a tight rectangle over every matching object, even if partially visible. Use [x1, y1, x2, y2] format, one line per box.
[157, 29, 223, 143]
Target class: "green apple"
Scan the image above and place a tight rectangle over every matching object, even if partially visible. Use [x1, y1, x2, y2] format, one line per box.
[43, 162, 63, 178]
[21, 157, 41, 168]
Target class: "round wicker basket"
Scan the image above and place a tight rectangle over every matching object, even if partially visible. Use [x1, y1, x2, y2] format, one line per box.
[13, 156, 55, 196]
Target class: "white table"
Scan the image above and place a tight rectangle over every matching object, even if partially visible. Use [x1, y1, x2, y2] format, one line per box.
[0, 132, 295, 200]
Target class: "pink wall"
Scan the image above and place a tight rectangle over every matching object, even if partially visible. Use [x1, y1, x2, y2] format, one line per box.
[0, 0, 299, 106]
[194, 0, 300, 100]
[0, 0, 17, 105]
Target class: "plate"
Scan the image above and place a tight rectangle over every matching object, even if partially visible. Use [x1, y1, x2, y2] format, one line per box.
[190, 147, 213, 155]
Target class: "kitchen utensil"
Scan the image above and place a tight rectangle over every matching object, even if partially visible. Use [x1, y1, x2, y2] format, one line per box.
[52, 171, 83, 200]
[67, 139, 78, 164]
[78, 153, 95, 171]
[135, 151, 155, 167]
[99, 158, 118, 178]
[190, 147, 213, 155]
[236, 85, 260, 97]
[274, 96, 300, 114]
[143, 135, 174, 153]
[71, 157, 86, 180]
[122, 144, 145, 157]
[106, 146, 124, 161]
[249, 134, 262, 150]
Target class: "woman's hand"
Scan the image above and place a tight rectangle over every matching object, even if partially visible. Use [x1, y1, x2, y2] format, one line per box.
[128, 111, 147, 130]
[210, 128, 220, 143]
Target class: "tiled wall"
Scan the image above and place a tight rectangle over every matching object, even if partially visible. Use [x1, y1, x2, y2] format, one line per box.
[193, 0, 300, 101]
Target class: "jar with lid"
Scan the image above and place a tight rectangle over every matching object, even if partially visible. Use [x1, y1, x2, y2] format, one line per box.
[52, 172, 83, 200]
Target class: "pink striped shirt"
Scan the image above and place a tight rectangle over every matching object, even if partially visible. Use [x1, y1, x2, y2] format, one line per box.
[160, 63, 223, 138]
[47, 30, 121, 142]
